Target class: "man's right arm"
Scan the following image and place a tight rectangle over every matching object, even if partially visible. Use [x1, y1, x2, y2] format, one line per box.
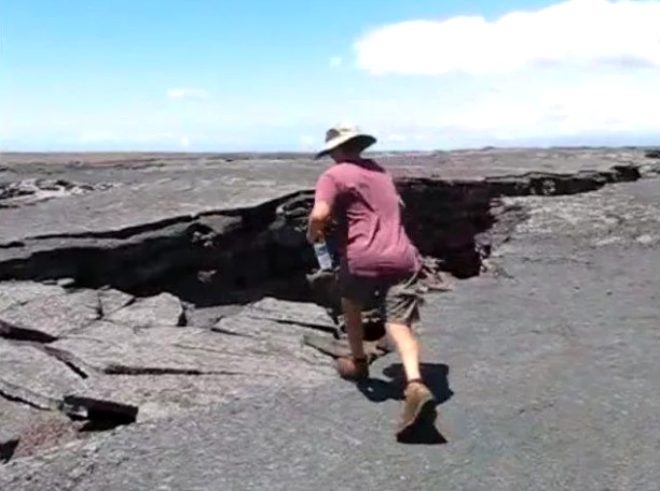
[307, 171, 339, 243]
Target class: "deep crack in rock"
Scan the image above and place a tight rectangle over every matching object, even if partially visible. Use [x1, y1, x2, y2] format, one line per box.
[0, 165, 639, 305]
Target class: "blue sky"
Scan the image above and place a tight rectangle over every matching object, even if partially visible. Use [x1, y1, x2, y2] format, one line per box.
[2, 0, 659, 151]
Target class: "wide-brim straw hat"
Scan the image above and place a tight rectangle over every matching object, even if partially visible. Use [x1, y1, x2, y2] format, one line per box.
[314, 125, 377, 159]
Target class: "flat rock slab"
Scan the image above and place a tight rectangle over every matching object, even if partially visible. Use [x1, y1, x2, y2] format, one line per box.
[502, 177, 660, 249]
[98, 288, 134, 317]
[49, 320, 328, 380]
[107, 293, 185, 328]
[213, 297, 337, 336]
[214, 298, 396, 365]
[0, 398, 75, 463]
[0, 289, 100, 341]
[0, 338, 136, 430]
[71, 374, 299, 423]
[29, 300, 337, 423]
[0, 286, 186, 341]
[0, 281, 65, 312]
[0, 339, 84, 410]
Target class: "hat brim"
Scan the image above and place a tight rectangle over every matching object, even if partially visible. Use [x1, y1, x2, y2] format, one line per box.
[314, 134, 376, 160]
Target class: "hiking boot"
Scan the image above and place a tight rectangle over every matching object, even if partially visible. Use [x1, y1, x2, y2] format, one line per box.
[335, 356, 369, 381]
[396, 380, 437, 442]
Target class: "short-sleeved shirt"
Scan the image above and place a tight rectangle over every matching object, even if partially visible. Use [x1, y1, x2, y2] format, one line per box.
[314, 158, 421, 278]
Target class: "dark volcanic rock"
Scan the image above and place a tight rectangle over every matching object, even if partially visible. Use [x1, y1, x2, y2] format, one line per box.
[2, 170, 659, 490]
[59, 395, 138, 426]
[0, 149, 657, 481]
[0, 149, 647, 293]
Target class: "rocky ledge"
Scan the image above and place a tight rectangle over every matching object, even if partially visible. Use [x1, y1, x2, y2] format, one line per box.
[0, 148, 658, 463]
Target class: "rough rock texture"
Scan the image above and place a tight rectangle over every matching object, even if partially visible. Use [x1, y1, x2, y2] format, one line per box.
[212, 297, 338, 336]
[49, 321, 320, 377]
[106, 292, 185, 328]
[69, 375, 264, 423]
[0, 398, 77, 463]
[0, 399, 26, 462]
[0, 338, 85, 410]
[644, 148, 660, 159]
[0, 149, 659, 487]
[98, 288, 134, 317]
[0, 289, 100, 341]
[0, 150, 644, 293]
[0, 178, 113, 208]
[0, 282, 64, 311]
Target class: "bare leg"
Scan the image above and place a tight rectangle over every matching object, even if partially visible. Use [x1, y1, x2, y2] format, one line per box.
[341, 297, 366, 360]
[386, 322, 422, 382]
[387, 321, 436, 440]
[333, 297, 369, 381]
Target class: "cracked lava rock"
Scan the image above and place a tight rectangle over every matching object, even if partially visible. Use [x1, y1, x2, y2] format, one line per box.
[0, 149, 659, 489]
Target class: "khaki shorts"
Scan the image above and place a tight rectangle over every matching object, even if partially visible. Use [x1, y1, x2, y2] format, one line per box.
[338, 269, 425, 326]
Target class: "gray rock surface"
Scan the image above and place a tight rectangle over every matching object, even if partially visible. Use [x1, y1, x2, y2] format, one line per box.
[0, 398, 76, 463]
[0, 150, 659, 488]
[2, 174, 658, 490]
[0, 289, 100, 341]
[0, 149, 647, 279]
[212, 297, 337, 336]
[106, 293, 185, 328]
[50, 317, 328, 378]
[0, 339, 84, 409]
[0, 178, 112, 207]
[0, 282, 64, 312]
[71, 374, 265, 423]
[98, 288, 134, 317]
[0, 399, 26, 462]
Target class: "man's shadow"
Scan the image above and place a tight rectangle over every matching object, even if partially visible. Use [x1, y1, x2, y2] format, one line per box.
[356, 363, 453, 445]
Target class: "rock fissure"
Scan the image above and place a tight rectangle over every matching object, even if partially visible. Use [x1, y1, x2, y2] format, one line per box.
[0, 165, 638, 304]
[0, 388, 47, 411]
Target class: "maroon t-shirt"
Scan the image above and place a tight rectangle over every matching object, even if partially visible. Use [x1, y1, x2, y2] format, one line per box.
[314, 158, 421, 278]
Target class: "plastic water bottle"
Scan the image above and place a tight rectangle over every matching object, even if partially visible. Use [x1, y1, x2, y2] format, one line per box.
[313, 240, 333, 271]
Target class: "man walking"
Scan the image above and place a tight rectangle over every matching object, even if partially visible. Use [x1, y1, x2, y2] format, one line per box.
[307, 124, 437, 440]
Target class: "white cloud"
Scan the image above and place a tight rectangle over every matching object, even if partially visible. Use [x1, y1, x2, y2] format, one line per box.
[329, 56, 343, 68]
[180, 136, 191, 148]
[355, 0, 660, 75]
[345, 0, 660, 147]
[166, 88, 209, 100]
